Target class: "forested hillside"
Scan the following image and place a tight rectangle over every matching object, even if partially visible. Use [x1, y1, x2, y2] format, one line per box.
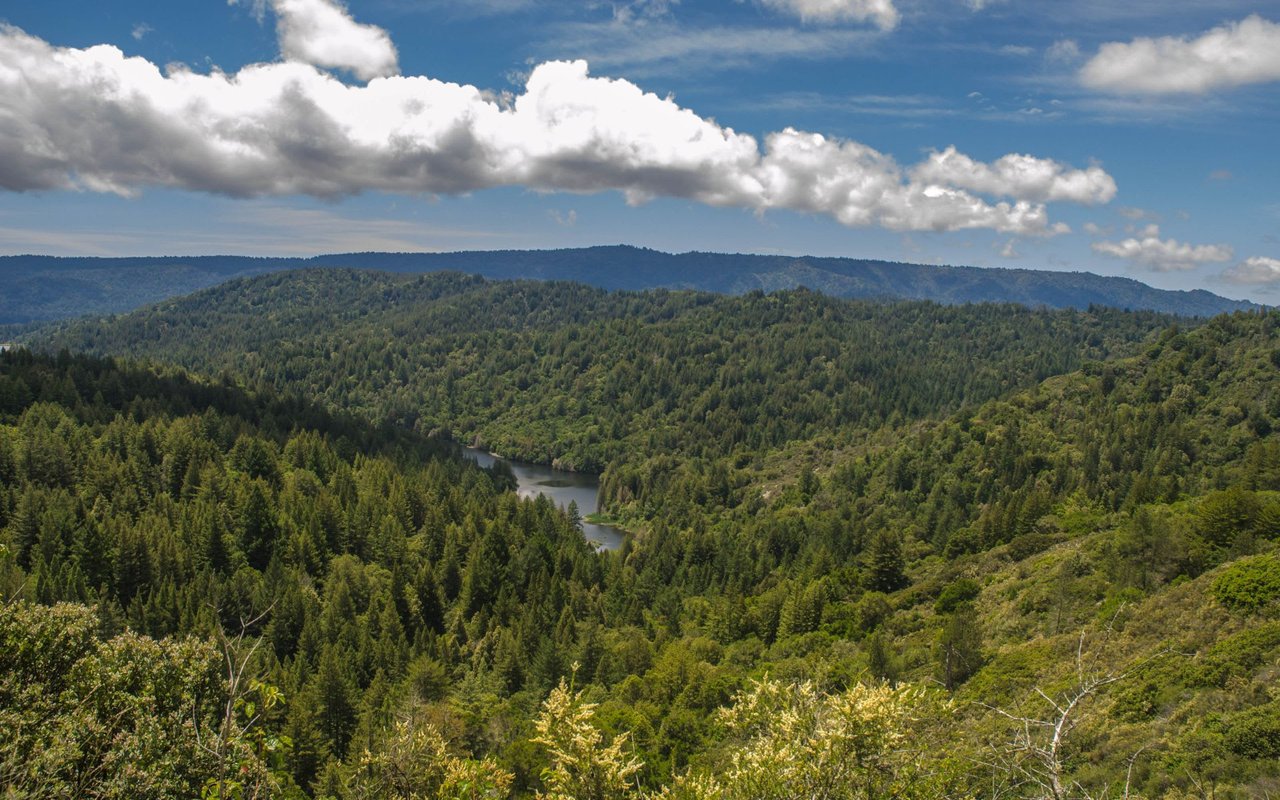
[0, 254, 285, 324]
[6, 295, 1280, 798]
[0, 246, 1258, 325]
[0, 351, 601, 796]
[40, 269, 1175, 471]
[305, 246, 1257, 316]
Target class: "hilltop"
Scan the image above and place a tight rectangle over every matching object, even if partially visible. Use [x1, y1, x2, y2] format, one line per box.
[0, 245, 1257, 325]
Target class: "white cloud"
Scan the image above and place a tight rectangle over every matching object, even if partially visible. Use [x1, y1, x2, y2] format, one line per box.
[756, 129, 1078, 234]
[612, 0, 679, 24]
[1222, 256, 1280, 285]
[229, 0, 270, 23]
[1091, 226, 1233, 271]
[131, 23, 154, 41]
[402, 0, 537, 16]
[911, 146, 1117, 205]
[758, 0, 899, 30]
[0, 24, 1112, 236]
[1045, 39, 1081, 64]
[546, 20, 878, 77]
[1080, 15, 1280, 94]
[276, 0, 398, 80]
[259, 0, 399, 80]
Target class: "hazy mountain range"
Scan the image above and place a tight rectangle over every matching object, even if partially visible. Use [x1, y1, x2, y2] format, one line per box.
[0, 245, 1258, 325]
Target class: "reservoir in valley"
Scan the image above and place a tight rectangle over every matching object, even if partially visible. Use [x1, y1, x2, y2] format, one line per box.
[462, 447, 625, 552]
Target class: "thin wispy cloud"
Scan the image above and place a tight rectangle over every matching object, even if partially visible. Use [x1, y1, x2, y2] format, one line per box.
[758, 0, 899, 30]
[220, 205, 513, 253]
[541, 19, 882, 77]
[0, 206, 513, 257]
[0, 226, 143, 256]
[1012, 0, 1261, 28]
[380, 0, 539, 17]
[728, 91, 958, 119]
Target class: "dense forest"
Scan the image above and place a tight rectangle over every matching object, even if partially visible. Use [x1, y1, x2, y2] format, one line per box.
[41, 269, 1177, 471]
[6, 278, 1280, 798]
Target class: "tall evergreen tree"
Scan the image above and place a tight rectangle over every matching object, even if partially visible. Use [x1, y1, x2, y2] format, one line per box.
[867, 531, 907, 593]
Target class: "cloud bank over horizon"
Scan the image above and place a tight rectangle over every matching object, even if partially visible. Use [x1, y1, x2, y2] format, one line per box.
[0, 0, 1116, 236]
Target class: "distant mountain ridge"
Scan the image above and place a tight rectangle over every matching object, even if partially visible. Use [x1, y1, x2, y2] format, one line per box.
[0, 245, 1257, 324]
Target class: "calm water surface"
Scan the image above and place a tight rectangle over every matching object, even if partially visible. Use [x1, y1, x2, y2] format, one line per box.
[463, 447, 625, 551]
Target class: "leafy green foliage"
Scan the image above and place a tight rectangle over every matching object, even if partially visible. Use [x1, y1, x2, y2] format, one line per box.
[671, 678, 967, 800]
[532, 672, 646, 800]
[0, 601, 273, 799]
[1211, 554, 1280, 613]
[346, 715, 513, 800]
[935, 577, 980, 614]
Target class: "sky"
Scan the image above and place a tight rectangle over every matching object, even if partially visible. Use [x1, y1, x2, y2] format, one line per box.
[1, 0, 1278, 301]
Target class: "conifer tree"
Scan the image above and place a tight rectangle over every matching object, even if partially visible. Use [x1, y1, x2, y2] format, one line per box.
[867, 531, 907, 593]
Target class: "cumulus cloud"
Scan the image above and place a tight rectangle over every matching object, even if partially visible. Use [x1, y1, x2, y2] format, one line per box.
[1222, 256, 1280, 285]
[758, 0, 899, 30]
[911, 146, 1116, 205]
[248, 0, 399, 80]
[1091, 226, 1233, 271]
[1080, 15, 1280, 94]
[0, 22, 1111, 236]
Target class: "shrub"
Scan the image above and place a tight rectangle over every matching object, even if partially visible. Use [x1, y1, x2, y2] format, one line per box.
[1195, 622, 1280, 687]
[1211, 554, 1280, 614]
[935, 578, 981, 615]
[1223, 701, 1280, 760]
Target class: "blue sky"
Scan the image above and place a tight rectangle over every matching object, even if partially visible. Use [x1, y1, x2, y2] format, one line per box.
[1, 0, 1278, 300]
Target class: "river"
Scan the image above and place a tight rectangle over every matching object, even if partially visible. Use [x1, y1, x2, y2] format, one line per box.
[462, 447, 625, 552]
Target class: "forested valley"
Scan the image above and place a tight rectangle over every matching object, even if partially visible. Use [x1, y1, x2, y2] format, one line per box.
[4, 271, 1280, 798]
